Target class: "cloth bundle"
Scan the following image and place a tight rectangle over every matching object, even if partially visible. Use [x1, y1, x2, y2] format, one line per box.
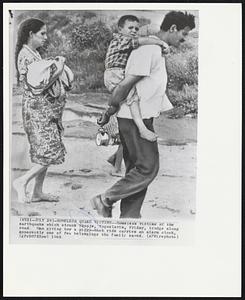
[26, 58, 74, 97]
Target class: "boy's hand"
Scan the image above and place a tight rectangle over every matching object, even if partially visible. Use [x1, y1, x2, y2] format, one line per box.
[97, 111, 110, 126]
[55, 56, 66, 63]
[159, 41, 170, 55]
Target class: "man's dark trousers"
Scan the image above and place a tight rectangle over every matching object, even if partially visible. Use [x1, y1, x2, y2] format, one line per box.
[105, 117, 159, 218]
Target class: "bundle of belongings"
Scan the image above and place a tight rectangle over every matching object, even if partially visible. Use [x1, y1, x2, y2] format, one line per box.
[26, 57, 74, 100]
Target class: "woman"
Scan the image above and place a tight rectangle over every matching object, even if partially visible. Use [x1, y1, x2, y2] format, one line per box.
[13, 18, 72, 203]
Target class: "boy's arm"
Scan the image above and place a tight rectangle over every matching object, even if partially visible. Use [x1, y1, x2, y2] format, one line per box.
[138, 36, 169, 50]
[117, 35, 169, 53]
[109, 74, 143, 107]
[117, 35, 139, 52]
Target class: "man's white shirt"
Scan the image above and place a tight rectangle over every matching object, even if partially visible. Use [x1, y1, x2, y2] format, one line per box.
[117, 43, 171, 119]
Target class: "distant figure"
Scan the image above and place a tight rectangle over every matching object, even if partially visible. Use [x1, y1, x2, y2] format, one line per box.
[13, 18, 73, 203]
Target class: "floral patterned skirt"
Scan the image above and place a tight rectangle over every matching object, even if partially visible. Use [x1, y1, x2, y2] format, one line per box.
[22, 91, 67, 166]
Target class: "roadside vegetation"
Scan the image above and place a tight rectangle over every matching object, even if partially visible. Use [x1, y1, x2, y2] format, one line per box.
[14, 10, 198, 118]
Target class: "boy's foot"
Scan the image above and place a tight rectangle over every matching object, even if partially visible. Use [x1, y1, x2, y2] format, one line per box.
[31, 193, 60, 203]
[139, 128, 158, 142]
[97, 112, 110, 126]
[13, 178, 29, 203]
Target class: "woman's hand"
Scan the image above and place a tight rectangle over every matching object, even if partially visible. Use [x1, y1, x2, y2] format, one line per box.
[55, 56, 66, 63]
[43, 56, 66, 90]
[54, 56, 66, 74]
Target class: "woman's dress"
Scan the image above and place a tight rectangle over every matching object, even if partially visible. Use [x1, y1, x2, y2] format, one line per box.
[17, 45, 66, 166]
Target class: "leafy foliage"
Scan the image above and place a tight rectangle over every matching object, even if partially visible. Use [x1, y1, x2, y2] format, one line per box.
[14, 10, 198, 117]
[71, 21, 112, 53]
[166, 50, 198, 90]
[165, 38, 198, 117]
[168, 84, 198, 118]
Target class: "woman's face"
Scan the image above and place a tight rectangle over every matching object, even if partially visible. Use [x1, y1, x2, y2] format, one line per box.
[30, 25, 47, 49]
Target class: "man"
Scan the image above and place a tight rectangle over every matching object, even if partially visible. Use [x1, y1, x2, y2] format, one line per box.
[91, 11, 195, 218]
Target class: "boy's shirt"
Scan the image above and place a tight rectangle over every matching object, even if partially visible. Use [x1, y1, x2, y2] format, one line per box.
[105, 33, 139, 69]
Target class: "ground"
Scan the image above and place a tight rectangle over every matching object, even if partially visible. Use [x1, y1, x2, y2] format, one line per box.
[11, 92, 197, 220]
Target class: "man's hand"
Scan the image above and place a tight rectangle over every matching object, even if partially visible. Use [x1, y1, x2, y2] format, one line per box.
[97, 112, 110, 126]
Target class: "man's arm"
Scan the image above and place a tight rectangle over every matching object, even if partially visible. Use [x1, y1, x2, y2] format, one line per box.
[109, 74, 143, 107]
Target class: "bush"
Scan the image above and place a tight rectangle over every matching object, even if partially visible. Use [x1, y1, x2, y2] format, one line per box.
[67, 21, 113, 91]
[168, 84, 198, 118]
[14, 11, 199, 117]
[165, 39, 198, 118]
[63, 49, 107, 92]
[71, 21, 112, 54]
[166, 50, 198, 90]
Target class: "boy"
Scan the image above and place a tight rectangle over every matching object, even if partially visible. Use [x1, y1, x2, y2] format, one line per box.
[98, 15, 169, 142]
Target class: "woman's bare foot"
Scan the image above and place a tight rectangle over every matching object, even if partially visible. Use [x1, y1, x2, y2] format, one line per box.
[31, 193, 59, 203]
[139, 128, 158, 142]
[13, 178, 29, 203]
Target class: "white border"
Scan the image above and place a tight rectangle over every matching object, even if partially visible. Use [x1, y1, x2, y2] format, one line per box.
[3, 3, 242, 297]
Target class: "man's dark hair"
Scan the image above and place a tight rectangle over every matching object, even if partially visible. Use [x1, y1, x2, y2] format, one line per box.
[118, 15, 139, 28]
[160, 11, 195, 31]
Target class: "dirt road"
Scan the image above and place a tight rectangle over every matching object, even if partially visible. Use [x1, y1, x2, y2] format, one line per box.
[11, 92, 197, 220]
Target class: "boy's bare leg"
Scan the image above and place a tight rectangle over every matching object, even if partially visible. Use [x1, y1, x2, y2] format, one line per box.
[129, 101, 158, 142]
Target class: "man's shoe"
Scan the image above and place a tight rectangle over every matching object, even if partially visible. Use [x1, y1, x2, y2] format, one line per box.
[90, 194, 112, 218]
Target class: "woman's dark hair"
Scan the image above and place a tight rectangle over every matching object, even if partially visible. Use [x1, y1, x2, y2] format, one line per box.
[15, 18, 45, 84]
[118, 15, 139, 28]
[160, 11, 195, 31]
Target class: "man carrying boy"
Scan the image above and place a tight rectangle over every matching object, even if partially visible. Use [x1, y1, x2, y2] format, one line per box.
[99, 14, 169, 142]
[91, 11, 196, 218]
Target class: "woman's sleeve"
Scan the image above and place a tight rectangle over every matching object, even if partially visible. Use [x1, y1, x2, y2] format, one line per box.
[17, 53, 29, 82]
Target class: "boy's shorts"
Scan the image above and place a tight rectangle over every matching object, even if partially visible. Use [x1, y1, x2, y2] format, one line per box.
[104, 68, 139, 105]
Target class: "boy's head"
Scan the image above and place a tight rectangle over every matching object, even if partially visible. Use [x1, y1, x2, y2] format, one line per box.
[118, 15, 140, 37]
[160, 11, 195, 47]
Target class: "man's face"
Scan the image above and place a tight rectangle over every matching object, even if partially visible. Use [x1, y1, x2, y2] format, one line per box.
[119, 20, 140, 37]
[168, 26, 191, 47]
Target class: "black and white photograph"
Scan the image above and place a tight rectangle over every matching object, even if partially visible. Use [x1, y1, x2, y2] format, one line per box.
[3, 2, 241, 297]
[9, 8, 198, 243]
